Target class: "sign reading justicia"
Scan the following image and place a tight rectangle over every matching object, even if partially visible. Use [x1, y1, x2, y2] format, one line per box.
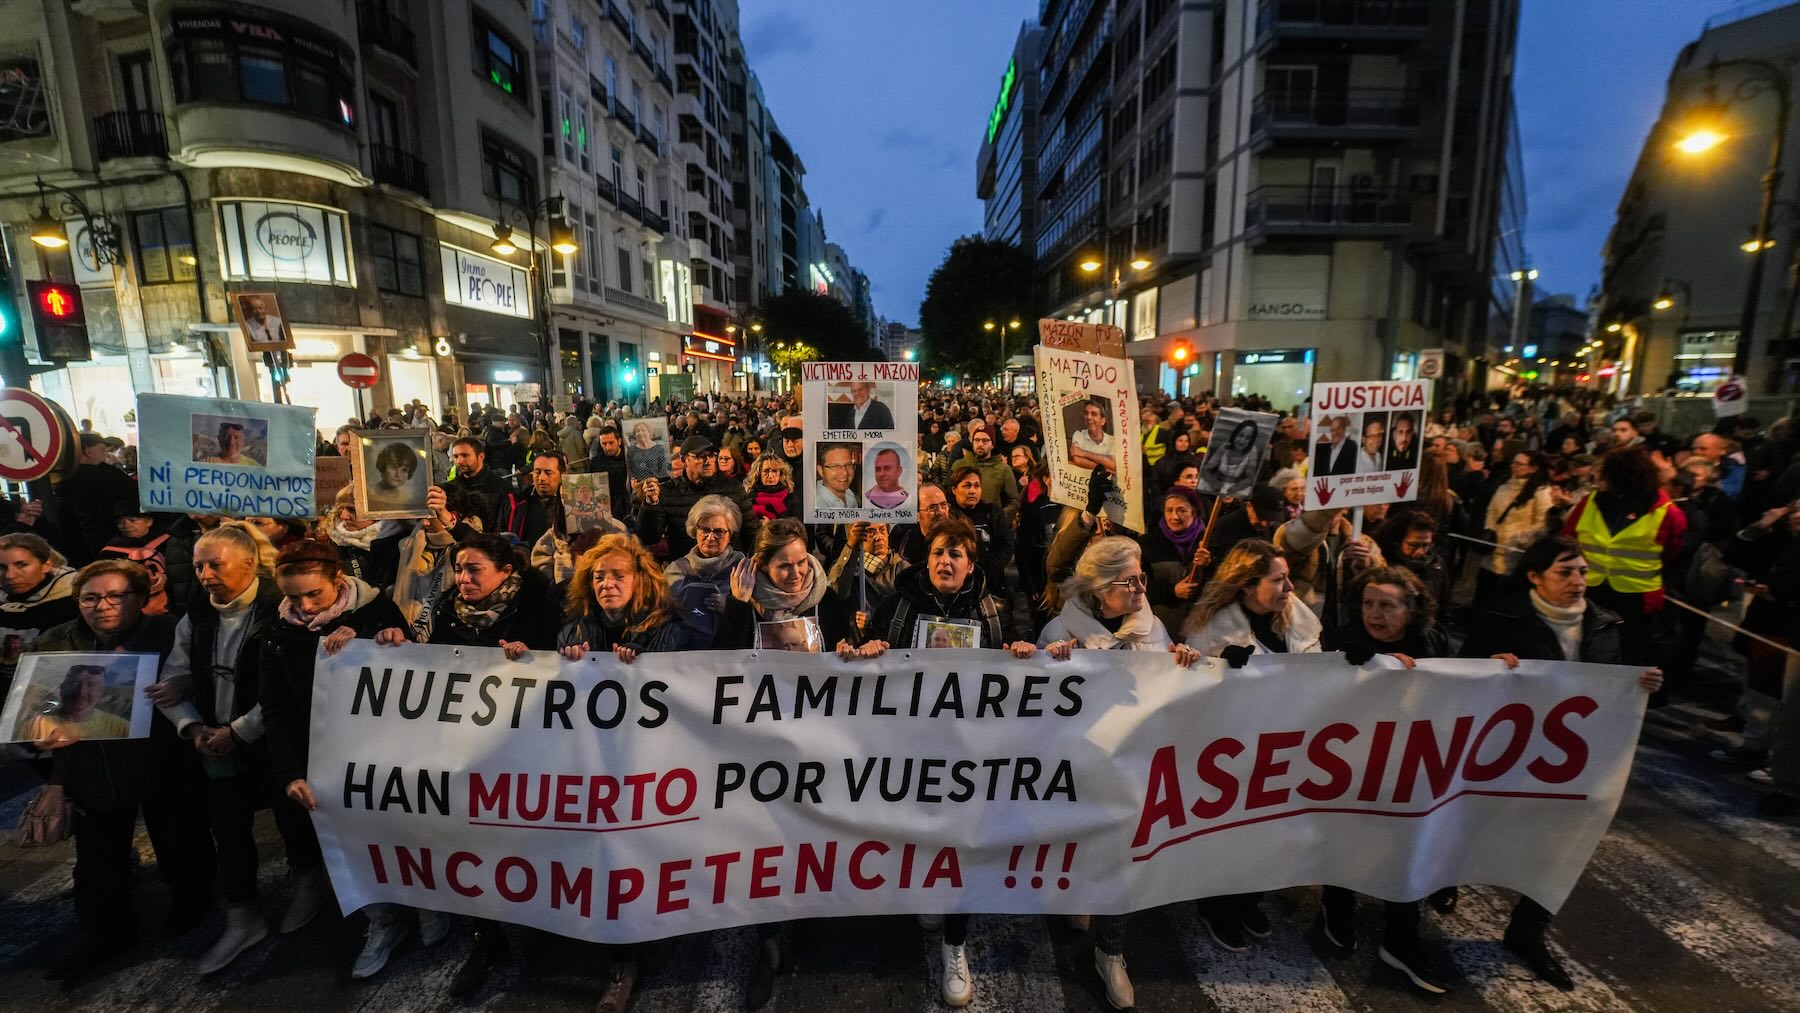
[441, 245, 532, 319]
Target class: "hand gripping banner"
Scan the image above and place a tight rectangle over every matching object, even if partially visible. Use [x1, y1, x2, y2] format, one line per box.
[308, 644, 1646, 943]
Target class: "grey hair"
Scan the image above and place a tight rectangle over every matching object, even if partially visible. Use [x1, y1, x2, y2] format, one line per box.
[685, 494, 743, 537]
[1059, 536, 1142, 607]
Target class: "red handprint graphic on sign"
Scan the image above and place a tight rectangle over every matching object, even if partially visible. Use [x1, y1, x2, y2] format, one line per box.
[1394, 471, 1414, 500]
[1313, 478, 1335, 505]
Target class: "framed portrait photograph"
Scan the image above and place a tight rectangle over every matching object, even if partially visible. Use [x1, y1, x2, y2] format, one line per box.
[915, 616, 982, 650]
[1196, 408, 1277, 500]
[353, 428, 432, 519]
[191, 413, 269, 467]
[1, 652, 160, 744]
[625, 417, 671, 483]
[233, 291, 293, 352]
[755, 617, 822, 653]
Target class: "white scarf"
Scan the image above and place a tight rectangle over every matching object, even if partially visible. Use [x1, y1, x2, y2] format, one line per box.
[331, 518, 403, 551]
[1051, 595, 1169, 651]
[1530, 590, 1586, 662]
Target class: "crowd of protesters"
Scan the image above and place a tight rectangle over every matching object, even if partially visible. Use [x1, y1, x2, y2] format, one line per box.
[0, 377, 1787, 1010]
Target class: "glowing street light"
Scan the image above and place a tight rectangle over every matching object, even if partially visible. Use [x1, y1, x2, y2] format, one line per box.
[1674, 128, 1727, 155]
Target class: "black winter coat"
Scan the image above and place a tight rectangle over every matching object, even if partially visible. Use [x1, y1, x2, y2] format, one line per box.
[557, 607, 701, 655]
[426, 568, 562, 651]
[333, 529, 406, 591]
[1458, 590, 1625, 664]
[183, 580, 283, 725]
[864, 563, 1016, 649]
[1323, 619, 1449, 664]
[716, 585, 856, 651]
[259, 589, 409, 788]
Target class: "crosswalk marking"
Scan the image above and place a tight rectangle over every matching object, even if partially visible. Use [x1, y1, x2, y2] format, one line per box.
[1434, 885, 1637, 1013]
[1171, 900, 1354, 1012]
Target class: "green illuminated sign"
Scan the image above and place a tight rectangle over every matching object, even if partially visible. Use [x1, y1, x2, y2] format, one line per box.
[986, 58, 1018, 145]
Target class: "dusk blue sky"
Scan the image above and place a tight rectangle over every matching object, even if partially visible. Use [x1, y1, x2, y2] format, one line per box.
[743, 0, 1751, 326]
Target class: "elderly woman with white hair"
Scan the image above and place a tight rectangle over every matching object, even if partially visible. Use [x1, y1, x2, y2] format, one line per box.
[665, 494, 745, 616]
[1037, 535, 1200, 1010]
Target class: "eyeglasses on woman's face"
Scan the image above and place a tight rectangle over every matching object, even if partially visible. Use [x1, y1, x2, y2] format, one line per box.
[77, 590, 140, 609]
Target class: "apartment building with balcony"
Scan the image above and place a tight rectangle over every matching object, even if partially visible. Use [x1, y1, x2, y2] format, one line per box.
[1030, 0, 1519, 400]
[0, 0, 561, 433]
[532, 0, 698, 403]
[977, 23, 1045, 250]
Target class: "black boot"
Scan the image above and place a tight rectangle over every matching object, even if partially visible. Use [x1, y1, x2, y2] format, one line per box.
[746, 937, 782, 1010]
[1503, 924, 1573, 991]
[450, 928, 510, 997]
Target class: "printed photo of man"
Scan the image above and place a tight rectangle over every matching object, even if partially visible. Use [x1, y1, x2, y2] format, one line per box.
[814, 443, 861, 509]
[1313, 415, 1357, 475]
[236, 293, 289, 350]
[199, 421, 262, 466]
[1357, 414, 1389, 473]
[826, 381, 896, 431]
[866, 446, 909, 509]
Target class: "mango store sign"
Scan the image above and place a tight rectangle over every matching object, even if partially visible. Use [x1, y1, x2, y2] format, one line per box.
[441, 246, 531, 319]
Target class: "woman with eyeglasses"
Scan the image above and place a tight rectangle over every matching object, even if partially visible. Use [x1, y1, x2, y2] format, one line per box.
[744, 455, 800, 526]
[666, 495, 745, 621]
[1181, 539, 1321, 952]
[1315, 565, 1450, 993]
[32, 560, 215, 982]
[1038, 536, 1200, 1011]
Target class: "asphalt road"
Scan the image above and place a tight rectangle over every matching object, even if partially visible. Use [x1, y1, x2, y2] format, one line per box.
[0, 646, 1792, 1012]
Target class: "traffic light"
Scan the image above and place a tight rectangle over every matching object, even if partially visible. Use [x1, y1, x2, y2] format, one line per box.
[26, 280, 90, 361]
[621, 360, 638, 387]
[1169, 340, 1192, 368]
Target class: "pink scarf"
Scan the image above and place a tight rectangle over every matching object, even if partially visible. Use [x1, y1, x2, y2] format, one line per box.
[279, 576, 359, 632]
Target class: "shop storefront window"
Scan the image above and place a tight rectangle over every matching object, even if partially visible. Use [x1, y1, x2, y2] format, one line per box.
[133, 207, 196, 285]
[163, 9, 356, 128]
[218, 199, 354, 285]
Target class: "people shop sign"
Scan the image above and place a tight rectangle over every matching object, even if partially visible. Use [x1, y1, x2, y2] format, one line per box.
[441, 245, 531, 319]
[309, 643, 1644, 943]
[218, 200, 353, 286]
[1304, 379, 1431, 511]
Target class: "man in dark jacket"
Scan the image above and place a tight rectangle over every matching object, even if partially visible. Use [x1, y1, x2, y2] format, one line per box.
[490, 451, 568, 546]
[637, 436, 750, 559]
[447, 437, 510, 524]
[51, 434, 138, 565]
[588, 426, 631, 511]
[34, 559, 215, 981]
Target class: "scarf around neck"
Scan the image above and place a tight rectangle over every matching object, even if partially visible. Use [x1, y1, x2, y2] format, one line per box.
[280, 575, 361, 631]
[1159, 517, 1204, 559]
[677, 546, 744, 582]
[454, 572, 524, 629]
[331, 518, 402, 551]
[752, 555, 828, 619]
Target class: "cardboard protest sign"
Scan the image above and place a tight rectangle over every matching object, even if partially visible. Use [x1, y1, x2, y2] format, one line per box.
[1305, 379, 1430, 511]
[1038, 318, 1125, 358]
[138, 394, 317, 518]
[799, 361, 920, 524]
[315, 456, 353, 510]
[1034, 346, 1144, 531]
[310, 643, 1646, 944]
[1195, 407, 1278, 500]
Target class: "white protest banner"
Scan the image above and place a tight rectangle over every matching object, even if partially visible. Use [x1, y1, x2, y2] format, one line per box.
[309, 644, 1644, 943]
[137, 393, 318, 518]
[799, 361, 920, 523]
[1034, 346, 1144, 531]
[1305, 379, 1430, 511]
[1195, 407, 1278, 500]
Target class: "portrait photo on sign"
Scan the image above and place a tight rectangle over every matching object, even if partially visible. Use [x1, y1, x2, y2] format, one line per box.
[354, 429, 432, 519]
[916, 617, 981, 649]
[1356, 412, 1391, 474]
[862, 442, 912, 509]
[813, 441, 862, 510]
[191, 414, 268, 467]
[1, 653, 158, 744]
[624, 417, 671, 483]
[824, 381, 897, 431]
[755, 617, 822, 653]
[561, 473, 614, 534]
[233, 291, 292, 352]
[1312, 413, 1360, 477]
[1197, 409, 1276, 499]
[1386, 410, 1422, 471]
[1062, 395, 1118, 472]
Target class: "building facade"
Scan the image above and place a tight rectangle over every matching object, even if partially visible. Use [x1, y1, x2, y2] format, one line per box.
[1026, 0, 1520, 402]
[1598, 3, 1800, 396]
[976, 22, 1044, 250]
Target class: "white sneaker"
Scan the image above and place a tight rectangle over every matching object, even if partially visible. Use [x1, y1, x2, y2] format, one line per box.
[917, 913, 944, 932]
[351, 918, 410, 980]
[1094, 949, 1135, 1010]
[278, 868, 328, 934]
[418, 908, 451, 947]
[197, 904, 269, 975]
[941, 941, 973, 1008]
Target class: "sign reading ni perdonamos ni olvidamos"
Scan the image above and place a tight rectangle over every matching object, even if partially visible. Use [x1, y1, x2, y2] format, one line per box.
[136, 393, 319, 519]
[1305, 379, 1432, 511]
[307, 643, 1645, 944]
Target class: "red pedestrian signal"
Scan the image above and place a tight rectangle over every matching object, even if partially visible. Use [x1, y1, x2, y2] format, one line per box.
[29, 282, 83, 324]
[1170, 341, 1192, 366]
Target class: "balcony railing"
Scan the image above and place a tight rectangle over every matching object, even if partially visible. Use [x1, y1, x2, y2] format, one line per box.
[637, 123, 662, 157]
[1258, 0, 1430, 36]
[1249, 87, 1421, 138]
[651, 0, 672, 27]
[1244, 184, 1411, 233]
[369, 143, 429, 198]
[92, 110, 166, 160]
[607, 286, 666, 318]
[612, 98, 638, 133]
[597, 175, 619, 206]
[654, 67, 674, 93]
[607, 1, 632, 36]
[590, 74, 610, 108]
[619, 190, 645, 221]
[356, 2, 417, 66]
[631, 36, 656, 72]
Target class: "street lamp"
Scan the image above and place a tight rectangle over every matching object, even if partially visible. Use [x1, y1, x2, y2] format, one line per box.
[1674, 57, 1794, 379]
[26, 177, 123, 263]
[491, 194, 580, 398]
[984, 317, 1024, 384]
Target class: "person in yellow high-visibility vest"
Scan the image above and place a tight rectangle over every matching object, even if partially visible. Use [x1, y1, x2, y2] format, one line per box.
[1560, 446, 1686, 671]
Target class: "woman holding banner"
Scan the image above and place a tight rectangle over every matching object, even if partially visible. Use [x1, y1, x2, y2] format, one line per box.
[1458, 535, 1663, 991]
[1181, 539, 1321, 952]
[258, 539, 435, 981]
[837, 516, 1037, 1009]
[375, 532, 560, 997]
[1318, 565, 1450, 994]
[1039, 536, 1201, 1010]
[557, 535, 700, 1012]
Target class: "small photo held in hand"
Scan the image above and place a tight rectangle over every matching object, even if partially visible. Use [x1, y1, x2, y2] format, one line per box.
[755, 617, 822, 653]
[1, 653, 160, 744]
[562, 473, 615, 534]
[916, 616, 981, 649]
[354, 428, 433, 519]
